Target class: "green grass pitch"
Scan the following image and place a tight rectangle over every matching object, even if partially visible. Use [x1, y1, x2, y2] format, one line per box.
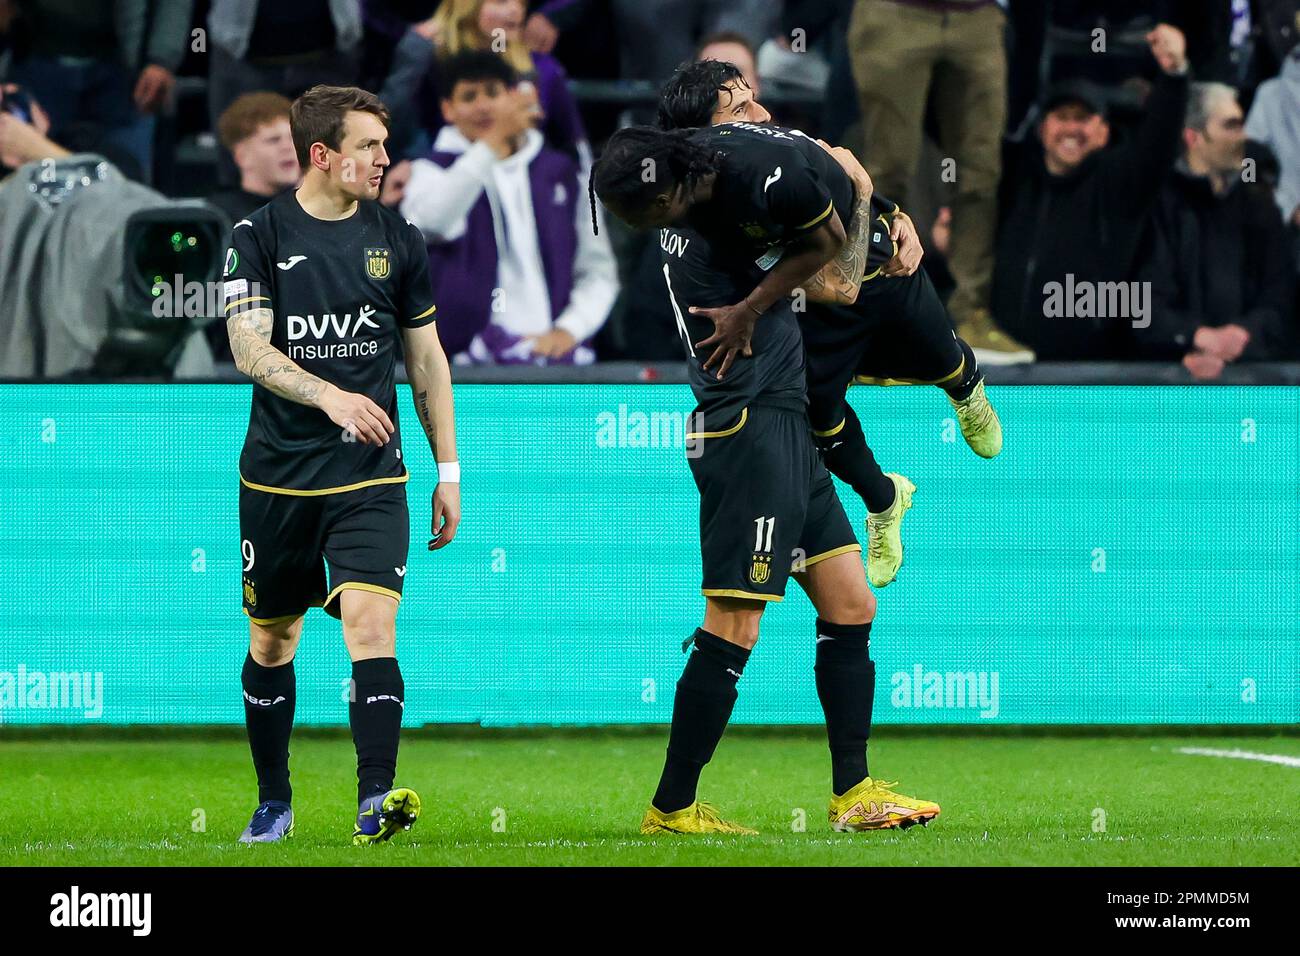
[2, 731, 1297, 866]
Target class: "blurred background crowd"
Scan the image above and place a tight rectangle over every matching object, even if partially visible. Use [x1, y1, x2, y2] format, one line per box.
[1, 0, 1299, 379]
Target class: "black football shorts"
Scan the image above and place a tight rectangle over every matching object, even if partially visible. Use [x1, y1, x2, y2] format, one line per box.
[688, 402, 859, 602]
[802, 268, 965, 434]
[239, 480, 410, 623]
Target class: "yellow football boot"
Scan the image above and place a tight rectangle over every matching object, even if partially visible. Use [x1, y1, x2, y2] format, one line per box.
[828, 777, 940, 832]
[352, 787, 421, 845]
[866, 473, 915, 588]
[641, 801, 758, 835]
[948, 378, 1003, 459]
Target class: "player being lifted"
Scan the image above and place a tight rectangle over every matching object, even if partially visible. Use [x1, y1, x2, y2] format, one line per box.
[593, 130, 941, 834]
[657, 60, 1004, 587]
[225, 86, 460, 845]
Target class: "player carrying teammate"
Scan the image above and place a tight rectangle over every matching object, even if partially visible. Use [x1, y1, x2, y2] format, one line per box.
[593, 129, 941, 835]
[224, 85, 461, 845]
[657, 60, 1004, 587]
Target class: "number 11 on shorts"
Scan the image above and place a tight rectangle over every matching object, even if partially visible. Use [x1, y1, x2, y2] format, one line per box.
[753, 516, 775, 554]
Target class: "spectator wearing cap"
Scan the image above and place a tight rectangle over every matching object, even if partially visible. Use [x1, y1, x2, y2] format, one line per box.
[991, 24, 1191, 360]
[208, 92, 300, 225]
[385, 50, 617, 365]
[1135, 82, 1297, 377]
[4, 0, 193, 183]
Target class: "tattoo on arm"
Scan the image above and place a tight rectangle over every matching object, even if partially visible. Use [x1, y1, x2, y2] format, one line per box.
[404, 328, 457, 465]
[803, 191, 873, 304]
[414, 388, 437, 458]
[226, 308, 329, 408]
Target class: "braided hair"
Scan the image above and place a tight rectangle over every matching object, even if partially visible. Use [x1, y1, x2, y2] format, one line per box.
[588, 125, 721, 235]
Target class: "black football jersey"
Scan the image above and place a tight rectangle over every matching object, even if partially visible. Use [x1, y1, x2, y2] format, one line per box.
[223, 190, 437, 494]
[686, 122, 898, 281]
[658, 224, 806, 430]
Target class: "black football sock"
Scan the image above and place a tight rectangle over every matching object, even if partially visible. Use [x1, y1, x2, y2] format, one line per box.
[349, 656, 405, 803]
[652, 629, 751, 813]
[943, 338, 982, 402]
[815, 405, 896, 514]
[242, 653, 296, 805]
[814, 618, 875, 796]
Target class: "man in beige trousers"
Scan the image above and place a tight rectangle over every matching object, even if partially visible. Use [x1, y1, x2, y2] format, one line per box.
[849, 0, 1033, 364]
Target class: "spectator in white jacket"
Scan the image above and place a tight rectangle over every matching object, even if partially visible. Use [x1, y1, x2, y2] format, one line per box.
[382, 50, 617, 365]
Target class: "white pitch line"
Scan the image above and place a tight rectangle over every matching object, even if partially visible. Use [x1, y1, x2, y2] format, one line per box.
[1176, 747, 1300, 768]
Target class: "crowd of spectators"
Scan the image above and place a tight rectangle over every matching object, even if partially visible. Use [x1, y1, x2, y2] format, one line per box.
[1, 0, 1298, 377]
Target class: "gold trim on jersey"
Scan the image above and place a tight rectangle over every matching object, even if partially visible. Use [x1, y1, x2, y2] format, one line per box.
[686, 408, 748, 440]
[702, 587, 782, 603]
[796, 200, 834, 231]
[408, 304, 437, 322]
[813, 417, 846, 438]
[225, 295, 270, 313]
[861, 214, 900, 283]
[325, 582, 402, 608]
[799, 544, 862, 569]
[239, 471, 410, 496]
[853, 356, 964, 388]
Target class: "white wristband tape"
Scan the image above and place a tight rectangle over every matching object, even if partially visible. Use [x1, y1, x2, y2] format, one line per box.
[437, 461, 460, 483]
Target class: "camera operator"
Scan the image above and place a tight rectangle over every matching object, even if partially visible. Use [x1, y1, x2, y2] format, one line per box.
[0, 86, 218, 379]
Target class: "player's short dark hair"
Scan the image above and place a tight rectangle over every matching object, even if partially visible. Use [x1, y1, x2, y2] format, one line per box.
[218, 91, 293, 152]
[290, 85, 390, 167]
[658, 59, 748, 130]
[438, 49, 518, 97]
[588, 125, 720, 233]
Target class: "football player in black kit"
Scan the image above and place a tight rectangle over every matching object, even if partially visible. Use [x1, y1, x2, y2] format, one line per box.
[656, 59, 1005, 589]
[593, 130, 941, 834]
[224, 86, 461, 845]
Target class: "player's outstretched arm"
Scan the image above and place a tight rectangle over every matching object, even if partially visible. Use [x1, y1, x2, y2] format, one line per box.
[401, 322, 461, 551]
[227, 307, 395, 445]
